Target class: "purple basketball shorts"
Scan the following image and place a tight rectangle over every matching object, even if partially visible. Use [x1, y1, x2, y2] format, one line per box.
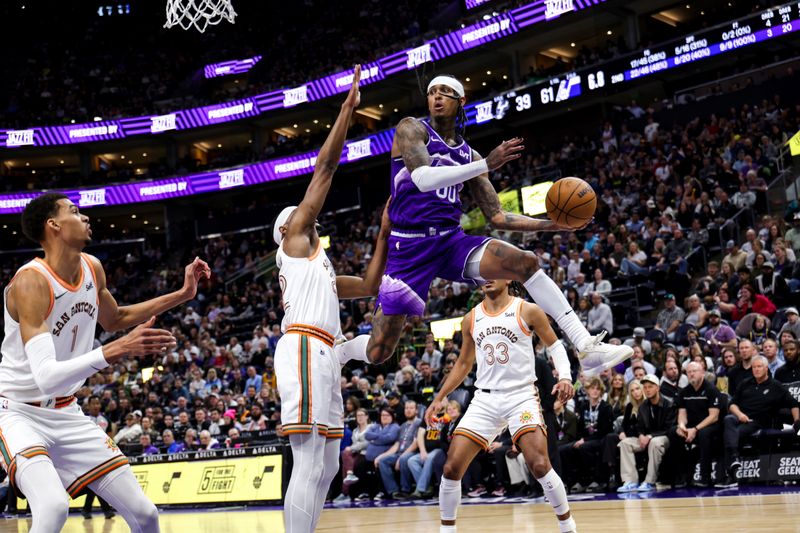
[377, 228, 490, 316]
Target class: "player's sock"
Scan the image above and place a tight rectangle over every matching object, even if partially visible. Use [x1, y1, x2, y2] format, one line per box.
[336, 335, 370, 364]
[91, 465, 160, 532]
[285, 430, 326, 533]
[16, 455, 70, 533]
[558, 517, 578, 533]
[440, 526, 457, 533]
[535, 469, 572, 527]
[524, 270, 590, 348]
[439, 476, 462, 524]
[311, 437, 341, 530]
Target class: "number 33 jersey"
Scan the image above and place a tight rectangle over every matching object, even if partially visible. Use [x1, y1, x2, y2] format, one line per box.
[0, 254, 99, 401]
[471, 297, 537, 391]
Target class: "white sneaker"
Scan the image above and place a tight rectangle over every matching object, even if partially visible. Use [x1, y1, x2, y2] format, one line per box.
[579, 331, 633, 377]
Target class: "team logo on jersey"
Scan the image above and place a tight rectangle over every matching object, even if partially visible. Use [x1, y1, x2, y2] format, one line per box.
[86, 281, 94, 291]
[106, 437, 118, 451]
[520, 411, 534, 424]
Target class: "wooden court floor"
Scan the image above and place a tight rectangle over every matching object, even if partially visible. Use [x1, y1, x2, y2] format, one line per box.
[0, 493, 799, 532]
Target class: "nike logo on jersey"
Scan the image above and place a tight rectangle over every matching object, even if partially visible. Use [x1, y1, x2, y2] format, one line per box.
[54, 292, 67, 300]
[564, 310, 573, 316]
[475, 316, 484, 322]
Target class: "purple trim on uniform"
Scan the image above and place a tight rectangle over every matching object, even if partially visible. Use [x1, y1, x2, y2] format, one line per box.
[377, 275, 426, 316]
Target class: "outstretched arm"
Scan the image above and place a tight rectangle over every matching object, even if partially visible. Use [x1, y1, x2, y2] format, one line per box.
[427, 313, 475, 423]
[468, 151, 574, 232]
[283, 65, 362, 256]
[92, 254, 210, 332]
[337, 199, 391, 299]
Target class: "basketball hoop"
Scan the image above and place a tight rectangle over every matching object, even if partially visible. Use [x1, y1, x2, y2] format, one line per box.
[164, 0, 236, 33]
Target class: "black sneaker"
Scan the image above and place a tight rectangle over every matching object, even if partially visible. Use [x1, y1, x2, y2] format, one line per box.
[730, 458, 742, 474]
[391, 491, 410, 500]
[715, 475, 738, 489]
[82, 510, 92, 520]
[104, 510, 116, 520]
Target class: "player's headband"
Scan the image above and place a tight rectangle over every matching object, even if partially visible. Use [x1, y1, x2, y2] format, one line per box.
[427, 76, 464, 99]
[273, 205, 298, 245]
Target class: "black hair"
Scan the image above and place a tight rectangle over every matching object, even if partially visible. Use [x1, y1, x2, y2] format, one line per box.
[20, 192, 68, 243]
[508, 281, 527, 298]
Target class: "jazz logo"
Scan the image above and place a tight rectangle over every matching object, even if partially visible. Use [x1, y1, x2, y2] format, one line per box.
[253, 465, 275, 489]
[163, 472, 181, 493]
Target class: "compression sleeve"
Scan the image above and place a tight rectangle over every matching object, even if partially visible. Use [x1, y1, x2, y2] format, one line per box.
[410, 159, 489, 192]
[548, 340, 572, 382]
[25, 332, 109, 396]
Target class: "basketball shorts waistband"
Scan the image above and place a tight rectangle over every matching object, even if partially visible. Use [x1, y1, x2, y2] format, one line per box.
[285, 324, 335, 347]
[1, 395, 76, 409]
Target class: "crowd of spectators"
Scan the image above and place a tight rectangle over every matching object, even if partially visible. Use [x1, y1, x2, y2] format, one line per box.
[1, 65, 800, 509]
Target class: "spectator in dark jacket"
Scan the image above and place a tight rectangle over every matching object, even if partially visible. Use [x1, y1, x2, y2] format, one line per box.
[617, 375, 676, 492]
[561, 378, 614, 493]
[719, 356, 800, 488]
[775, 340, 800, 384]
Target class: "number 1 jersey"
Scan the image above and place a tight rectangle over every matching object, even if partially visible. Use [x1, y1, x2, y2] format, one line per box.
[0, 254, 99, 401]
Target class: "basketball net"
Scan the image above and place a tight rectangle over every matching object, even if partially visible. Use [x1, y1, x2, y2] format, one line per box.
[164, 0, 236, 33]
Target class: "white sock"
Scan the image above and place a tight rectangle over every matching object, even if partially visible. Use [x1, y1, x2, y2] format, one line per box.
[535, 469, 570, 516]
[285, 431, 326, 533]
[439, 476, 462, 523]
[336, 335, 370, 364]
[524, 270, 590, 348]
[559, 517, 577, 533]
[440, 526, 457, 533]
[311, 437, 341, 530]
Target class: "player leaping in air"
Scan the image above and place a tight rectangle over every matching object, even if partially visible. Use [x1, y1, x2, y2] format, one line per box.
[0, 193, 211, 533]
[270, 65, 392, 533]
[426, 279, 577, 533]
[341, 74, 631, 374]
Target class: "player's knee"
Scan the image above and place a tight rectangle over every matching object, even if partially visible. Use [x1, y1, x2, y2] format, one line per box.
[519, 251, 540, 280]
[137, 500, 160, 532]
[442, 461, 462, 482]
[529, 457, 551, 479]
[38, 492, 69, 530]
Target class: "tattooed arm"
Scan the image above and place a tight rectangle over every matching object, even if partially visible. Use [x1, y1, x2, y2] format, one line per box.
[468, 150, 578, 232]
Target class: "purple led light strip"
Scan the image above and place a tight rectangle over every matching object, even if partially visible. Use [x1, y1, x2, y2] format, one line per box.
[0, 0, 603, 149]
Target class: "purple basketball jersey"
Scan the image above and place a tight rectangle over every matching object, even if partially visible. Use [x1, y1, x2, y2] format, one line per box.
[388, 120, 474, 228]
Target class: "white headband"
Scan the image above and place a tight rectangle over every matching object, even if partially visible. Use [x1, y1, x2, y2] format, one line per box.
[272, 205, 298, 246]
[427, 76, 464, 98]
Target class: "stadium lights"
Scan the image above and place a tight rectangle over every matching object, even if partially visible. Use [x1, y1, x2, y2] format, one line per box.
[465, 77, 471, 82]
[142, 152, 147, 157]
[25, 162, 29, 166]
[131, 214, 137, 219]
[110, 224, 115, 228]
[486, 70, 492, 75]
[305, 129, 311, 133]
[155, 226, 160, 230]
[326, 124, 331, 128]
[121, 155, 125, 159]
[292, 124, 298, 128]
[144, 220, 149, 224]
[482, 82, 487, 86]
[59, 160, 64, 164]
[70, 119, 76, 124]
[313, 119, 319, 124]
[607, 30, 613, 35]
[393, 108, 399, 113]
[128, 160, 133, 164]
[31, 170, 36, 174]
[379, 104, 384, 108]
[93, 116, 103, 121]
[503, 75, 508, 80]
[571, 42, 576, 47]
[217, 144, 222, 148]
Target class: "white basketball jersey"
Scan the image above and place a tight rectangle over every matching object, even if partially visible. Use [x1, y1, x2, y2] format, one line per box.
[471, 297, 536, 390]
[0, 254, 99, 401]
[277, 241, 342, 338]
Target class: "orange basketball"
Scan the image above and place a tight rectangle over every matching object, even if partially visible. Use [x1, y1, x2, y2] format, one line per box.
[545, 177, 596, 229]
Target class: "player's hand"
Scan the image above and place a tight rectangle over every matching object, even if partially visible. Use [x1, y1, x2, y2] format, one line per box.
[425, 398, 445, 426]
[181, 257, 211, 300]
[552, 379, 575, 403]
[342, 64, 361, 110]
[115, 316, 177, 360]
[485, 138, 524, 171]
